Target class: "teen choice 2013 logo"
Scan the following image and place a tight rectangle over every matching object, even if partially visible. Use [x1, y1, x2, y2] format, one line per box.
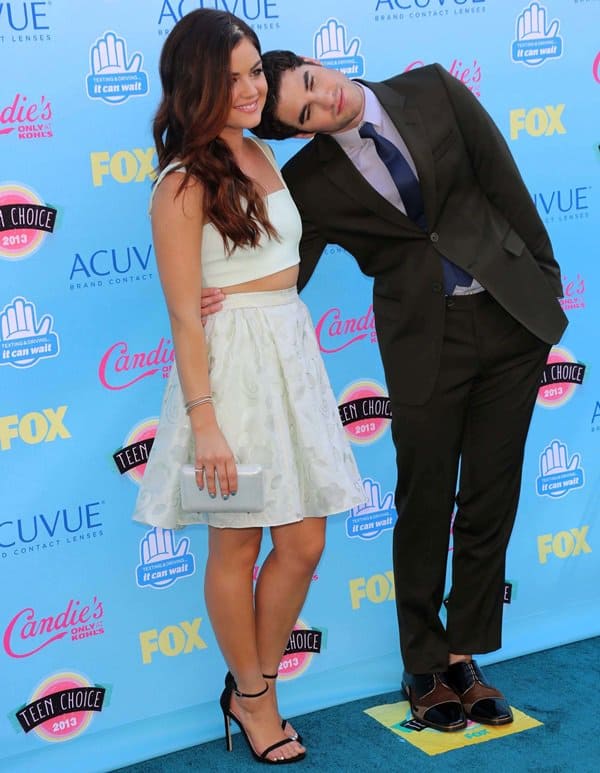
[13, 672, 107, 743]
[0, 183, 57, 261]
[278, 620, 324, 682]
[538, 347, 585, 409]
[112, 418, 158, 484]
[338, 379, 391, 445]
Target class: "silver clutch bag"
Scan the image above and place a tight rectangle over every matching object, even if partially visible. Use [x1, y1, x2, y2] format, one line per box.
[179, 464, 265, 513]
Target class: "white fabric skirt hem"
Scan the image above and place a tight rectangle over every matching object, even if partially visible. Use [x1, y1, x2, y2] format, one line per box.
[132, 287, 365, 529]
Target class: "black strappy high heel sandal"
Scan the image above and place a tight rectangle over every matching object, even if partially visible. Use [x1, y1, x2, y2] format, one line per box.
[224, 672, 303, 744]
[220, 676, 305, 765]
[262, 672, 303, 744]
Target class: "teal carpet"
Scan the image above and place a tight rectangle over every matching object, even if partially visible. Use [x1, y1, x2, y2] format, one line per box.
[116, 637, 599, 772]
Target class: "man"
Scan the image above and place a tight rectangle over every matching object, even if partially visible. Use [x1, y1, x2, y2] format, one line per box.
[204, 54, 568, 731]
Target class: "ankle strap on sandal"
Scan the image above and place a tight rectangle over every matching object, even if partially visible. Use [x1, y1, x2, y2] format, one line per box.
[262, 672, 278, 680]
[233, 681, 269, 699]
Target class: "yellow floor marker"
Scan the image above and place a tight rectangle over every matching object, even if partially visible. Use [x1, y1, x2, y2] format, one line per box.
[365, 699, 542, 756]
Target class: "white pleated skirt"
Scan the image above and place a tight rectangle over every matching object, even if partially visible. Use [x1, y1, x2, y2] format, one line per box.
[132, 287, 365, 529]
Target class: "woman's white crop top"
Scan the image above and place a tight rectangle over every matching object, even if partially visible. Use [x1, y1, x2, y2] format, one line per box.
[150, 138, 301, 288]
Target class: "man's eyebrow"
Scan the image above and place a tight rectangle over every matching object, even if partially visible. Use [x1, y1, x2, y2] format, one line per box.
[299, 70, 309, 125]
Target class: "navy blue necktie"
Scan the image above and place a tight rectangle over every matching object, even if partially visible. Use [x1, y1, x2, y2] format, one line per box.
[359, 121, 471, 294]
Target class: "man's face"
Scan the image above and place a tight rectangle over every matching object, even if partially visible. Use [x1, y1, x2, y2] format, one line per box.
[275, 63, 364, 135]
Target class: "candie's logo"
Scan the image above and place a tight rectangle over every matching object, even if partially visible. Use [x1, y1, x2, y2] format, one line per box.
[594, 51, 600, 85]
[338, 380, 391, 445]
[99, 336, 174, 390]
[3, 598, 105, 658]
[0, 94, 52, 139]
[12, 673, 107, 743]
[560, 273, 585, 312]
[314, 18, 364, 77]
[113, 418, 158, 484]
[511, 3, 562, 67]
[537, 347, 585, 408]
[405, 58, 481, 97]
[316, 304, 376, 353]
[278, 620, 323, 681]
[0, 183, 57, 260]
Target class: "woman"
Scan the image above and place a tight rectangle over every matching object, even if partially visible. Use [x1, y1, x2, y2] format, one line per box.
[133, 9, 365, 765]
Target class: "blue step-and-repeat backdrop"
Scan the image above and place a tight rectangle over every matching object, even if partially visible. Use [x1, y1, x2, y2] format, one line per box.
[1, 1, 598, 770]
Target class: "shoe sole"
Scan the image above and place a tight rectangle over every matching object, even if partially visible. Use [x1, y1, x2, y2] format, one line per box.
[465, 713, 514, 726]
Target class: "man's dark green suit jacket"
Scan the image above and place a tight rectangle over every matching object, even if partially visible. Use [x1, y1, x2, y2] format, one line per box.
[282, 64, 568, 405]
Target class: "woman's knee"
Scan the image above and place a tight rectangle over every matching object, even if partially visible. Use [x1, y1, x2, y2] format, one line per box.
[208, 527, 262, 568]
[274, 522, 326, 571]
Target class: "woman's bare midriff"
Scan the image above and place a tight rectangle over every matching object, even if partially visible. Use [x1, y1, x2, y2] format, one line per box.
[222, 264, 299, 295]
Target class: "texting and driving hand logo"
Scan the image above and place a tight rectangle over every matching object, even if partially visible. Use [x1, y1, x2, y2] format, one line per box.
[346, 478, 397, 540]
[136, 527, 196, 590]
[313, 18, 365, 78]
[86, 32, 149, 104]
[1, 296, 60, 368]
[536, 440, 584, 498]
[511, 3, 562, 67]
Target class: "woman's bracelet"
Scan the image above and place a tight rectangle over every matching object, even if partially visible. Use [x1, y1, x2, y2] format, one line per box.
[185, 395, 213, 415]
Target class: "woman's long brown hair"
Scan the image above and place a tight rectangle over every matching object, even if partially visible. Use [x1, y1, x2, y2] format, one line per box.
[153, 9, 277, 253]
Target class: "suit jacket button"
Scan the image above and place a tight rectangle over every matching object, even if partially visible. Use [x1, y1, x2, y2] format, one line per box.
[432, 281, 443, 293]
[430, 232, 439, 243]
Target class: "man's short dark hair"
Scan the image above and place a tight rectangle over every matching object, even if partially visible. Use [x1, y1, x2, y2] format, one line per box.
[251, 50, 306, 140]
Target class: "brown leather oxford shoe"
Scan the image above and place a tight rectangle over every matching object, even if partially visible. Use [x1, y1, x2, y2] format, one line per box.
[446, 660, 514, 726]
[402, 671, 467, 732]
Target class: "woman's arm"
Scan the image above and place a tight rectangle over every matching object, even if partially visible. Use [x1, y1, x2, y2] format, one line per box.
[151, 173, 237, 498]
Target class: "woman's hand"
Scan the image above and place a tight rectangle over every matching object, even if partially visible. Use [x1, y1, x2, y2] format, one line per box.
[193, 424, 238, 499]
[200, 287, 225, 324]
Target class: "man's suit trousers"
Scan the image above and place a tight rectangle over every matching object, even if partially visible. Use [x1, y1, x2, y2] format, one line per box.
[390, 291, 551, 673]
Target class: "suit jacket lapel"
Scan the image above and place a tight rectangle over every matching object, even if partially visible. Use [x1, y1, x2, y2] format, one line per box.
[361, 80, 438, 227]
[314, 133, 420, 231]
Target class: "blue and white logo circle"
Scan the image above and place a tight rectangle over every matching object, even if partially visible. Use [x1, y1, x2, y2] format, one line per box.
[86, 32, 149, 105]
[314, 18, 365, 78]
[136, 527, 196, 590]
[536, 440, 584, 498]
[512, 3, 563, 67]
[0, 296, 60, 369]
[346, 478, 396, 540]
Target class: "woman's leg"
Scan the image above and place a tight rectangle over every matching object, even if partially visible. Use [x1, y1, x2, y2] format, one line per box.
[254, 519, 327, 726]
[204, 525, 304, 760]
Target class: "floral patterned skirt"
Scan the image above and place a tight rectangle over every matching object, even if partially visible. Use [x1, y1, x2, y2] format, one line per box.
[132, 287, 365, 529]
